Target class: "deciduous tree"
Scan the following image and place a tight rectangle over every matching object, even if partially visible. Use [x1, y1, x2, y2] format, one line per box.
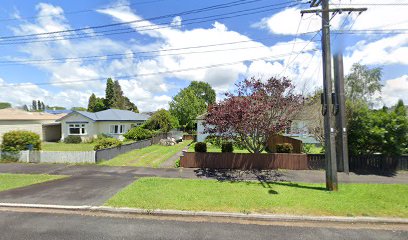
[143, 109, 179, 132]
[169, 88, 206, 130]
[205, 77, 303, 153]
[186, 81, 216, 106]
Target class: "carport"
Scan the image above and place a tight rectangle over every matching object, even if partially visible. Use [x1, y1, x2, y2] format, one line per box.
[42, 123, 62, 142]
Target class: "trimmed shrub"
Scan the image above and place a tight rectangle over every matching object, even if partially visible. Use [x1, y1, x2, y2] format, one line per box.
[221, 142, 233, 153]
[64, 135, 82, 144]
[276, 143, 293, 153]
[123, 127, 153, 141]
[94, 138, 122, 150]
[194, 142, 207, 152]
[1, 130, 41, 152]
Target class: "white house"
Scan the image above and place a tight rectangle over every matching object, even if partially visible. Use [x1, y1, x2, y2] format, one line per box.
[57, 109, 150, 141]
[0, 108, 66, 143]
[196, 113, 209, 142]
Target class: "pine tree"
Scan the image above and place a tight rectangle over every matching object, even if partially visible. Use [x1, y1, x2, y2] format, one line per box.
[37, 100, 41, 111]
[104, 78, 115, 109]
[112, 80, 125, 109]
[23, 105, 29, 111]
[32, 100, 37, 112]
[87, 93, 106, 112]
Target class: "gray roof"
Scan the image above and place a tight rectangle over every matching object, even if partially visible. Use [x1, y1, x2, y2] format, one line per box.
[61, 109, 149, 122]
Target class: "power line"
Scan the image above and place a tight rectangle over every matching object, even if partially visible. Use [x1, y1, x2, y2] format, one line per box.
[0, 0, 167, 22]
[0, 2, 304, 45]
[0, 36, 320, 65]
[0, 48, 318, 88]
[0, 0, 275, 40]
[281, 15, 303, 76]
[278, 30, 320, 77]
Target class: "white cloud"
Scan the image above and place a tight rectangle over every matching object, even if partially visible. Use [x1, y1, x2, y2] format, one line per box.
[381, 75, 408, 107]
[253, 1, 408, 35]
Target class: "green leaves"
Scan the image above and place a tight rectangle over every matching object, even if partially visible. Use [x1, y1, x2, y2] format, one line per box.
[169, 88, 207, 130]
[143, 109, 179, 133]
[347, 100, 408, 156]
[1, 130, 41, 152]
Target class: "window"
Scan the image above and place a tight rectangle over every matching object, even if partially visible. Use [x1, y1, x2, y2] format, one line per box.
[130, 122, 142, 128]
[69, 124, 86, 135]
[110, 125, 125, 134]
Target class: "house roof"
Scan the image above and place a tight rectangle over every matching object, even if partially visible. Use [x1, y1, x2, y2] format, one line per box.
[0, 108, 66, 120]
[59, 109, 150, 122]
[44, 109, 72, 115]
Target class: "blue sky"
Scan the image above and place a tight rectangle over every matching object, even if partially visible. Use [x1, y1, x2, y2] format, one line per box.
[0, 0, 407, 111]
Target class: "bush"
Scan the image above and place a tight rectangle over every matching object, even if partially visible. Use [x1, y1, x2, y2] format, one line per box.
[94, 138, 122, 150]
[276, 143, 293, 153]
[1, 130, 41, 152]
[123, 127, 153, 141]
[204, 135, 223, 147]
[194, 142, 207, 152]
[221, 142, 233, 153]
[64, 135, 82, 144]
[175, 158, 180, 168]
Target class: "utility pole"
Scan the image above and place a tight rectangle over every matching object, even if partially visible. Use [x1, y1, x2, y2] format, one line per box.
[333, 52, 349, 174]
[301, 0, 366, 191]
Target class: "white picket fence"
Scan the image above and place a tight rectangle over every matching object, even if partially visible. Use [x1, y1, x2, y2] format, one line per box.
[29, 151, 96, 164]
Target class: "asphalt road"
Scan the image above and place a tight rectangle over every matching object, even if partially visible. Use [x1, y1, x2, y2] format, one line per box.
[0, 210, 406, 240]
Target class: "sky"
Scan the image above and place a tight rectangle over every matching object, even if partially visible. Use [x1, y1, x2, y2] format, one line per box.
[0, 0, 407, 112]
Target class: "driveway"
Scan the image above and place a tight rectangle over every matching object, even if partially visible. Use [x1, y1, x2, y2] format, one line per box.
[0, 174, 135, 205]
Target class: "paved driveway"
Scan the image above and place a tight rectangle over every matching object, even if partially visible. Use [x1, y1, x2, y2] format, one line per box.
[0, 174, 135, 205]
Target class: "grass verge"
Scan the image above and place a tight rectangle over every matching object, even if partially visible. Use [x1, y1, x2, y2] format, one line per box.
[0, 173, 66, 192]
[99, 140, 192, 168]
[105, 177, 408, 218]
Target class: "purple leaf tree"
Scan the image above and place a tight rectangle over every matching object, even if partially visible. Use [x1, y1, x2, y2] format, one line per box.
[204, 77, 303, 153]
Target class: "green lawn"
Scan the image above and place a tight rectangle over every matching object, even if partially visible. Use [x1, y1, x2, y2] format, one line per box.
[0, 173, 66, 192]
[42, 142, 96, 151]
[99, 140, 192, 168]
[105, 177, 408, 218]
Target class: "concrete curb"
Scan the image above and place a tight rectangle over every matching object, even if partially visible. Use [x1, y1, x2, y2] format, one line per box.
[1, 203, 407, 224]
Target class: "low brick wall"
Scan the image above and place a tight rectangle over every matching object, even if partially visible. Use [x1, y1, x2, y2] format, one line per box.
[180, 152, 308, 170]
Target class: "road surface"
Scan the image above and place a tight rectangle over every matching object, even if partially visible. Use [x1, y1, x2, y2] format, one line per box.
[0, 209, 406, 240]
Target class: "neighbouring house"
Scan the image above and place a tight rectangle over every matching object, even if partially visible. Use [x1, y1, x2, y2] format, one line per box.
[57, 109, 150, 141]
[0, 108, 66, 143]
[284, 100, 321, 146]
[196, 113, 208, 142]
[196, 109, 320, 147]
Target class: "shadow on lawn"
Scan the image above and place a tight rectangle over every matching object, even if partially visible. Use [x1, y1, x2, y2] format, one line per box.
[194, 168, 285, 182]
[194, 168, 327, 193]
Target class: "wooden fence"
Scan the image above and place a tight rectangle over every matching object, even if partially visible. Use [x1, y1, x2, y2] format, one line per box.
[180, 152, 408, 171]
[306, 154, 408, 171]
[180, 152, 308, 170]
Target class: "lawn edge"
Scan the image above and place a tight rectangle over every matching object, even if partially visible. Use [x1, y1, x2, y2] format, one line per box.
[0, 203, 407, 224]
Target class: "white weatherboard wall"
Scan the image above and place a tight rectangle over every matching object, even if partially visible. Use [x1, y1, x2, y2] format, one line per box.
[60, 113, 97, 141]
[197, 119, 210, 142]
[29, 151, 96, 164]
[0, 120, 55, 143]
[60, 112, 145, 141]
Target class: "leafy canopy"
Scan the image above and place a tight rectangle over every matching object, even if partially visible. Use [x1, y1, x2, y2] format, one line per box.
[143, 109, 179, 132]
[169, 88, 206, 130]
[205, 77, 303, 153]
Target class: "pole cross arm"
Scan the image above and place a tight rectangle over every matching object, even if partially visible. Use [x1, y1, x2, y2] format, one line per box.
[301, 7, 367, 14]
